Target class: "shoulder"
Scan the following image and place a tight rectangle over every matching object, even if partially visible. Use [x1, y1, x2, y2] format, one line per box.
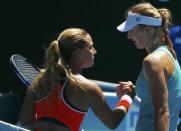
[74, 74, 103, 95]
[75, 74, 101, 89]
[74, 75, 105, 105]
[143, 49, 173, 71]
[143, 51, 166, 69]
[143, 52, 165, 79]
[143, 54, 159, 68]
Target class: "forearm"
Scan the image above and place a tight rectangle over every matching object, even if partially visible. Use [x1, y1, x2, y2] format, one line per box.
[111, 94, 133, 128]
[109, 108, 126, 129]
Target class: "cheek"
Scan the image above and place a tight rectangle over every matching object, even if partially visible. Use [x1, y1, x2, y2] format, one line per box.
[87, 53, 94, 64]
[83, 52, 92, 61]
[87, 53, 93, 61]
[128, 30, 139, 40]
[127, 31, 134, 39]
[83, 53, 94, 67]
[141, 35, 148, 43]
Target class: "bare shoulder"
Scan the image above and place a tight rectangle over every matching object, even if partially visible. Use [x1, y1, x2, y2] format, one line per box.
[143, 50, 174, 71]
[143, 51, 166, 69]
[74, 74, 103, 93]
[143, 52, 166, 80]
[74, 75, 105, 107]
[144, 51, 165, 63]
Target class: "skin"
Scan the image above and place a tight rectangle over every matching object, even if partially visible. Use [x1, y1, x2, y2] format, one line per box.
[118, 25, 172, 131]
[18, 36, 133, 131]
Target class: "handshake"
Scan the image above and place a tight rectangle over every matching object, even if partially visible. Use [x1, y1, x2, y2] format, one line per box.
[115, 81, 136, 113]
[116, 81, 136, 99]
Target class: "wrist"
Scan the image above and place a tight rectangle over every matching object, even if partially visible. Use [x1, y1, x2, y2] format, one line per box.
[129, 89, 136, 99]
[115, 94, 132, 112]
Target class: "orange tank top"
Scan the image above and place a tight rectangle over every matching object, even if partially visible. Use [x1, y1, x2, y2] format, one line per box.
[35, 80, 87, 131]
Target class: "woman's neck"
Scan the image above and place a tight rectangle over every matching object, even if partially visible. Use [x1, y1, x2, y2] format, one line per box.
[71, 66, 82, 75]
[146, 38, 164, 54]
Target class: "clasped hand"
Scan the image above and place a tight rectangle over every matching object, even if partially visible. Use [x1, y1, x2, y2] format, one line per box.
[116, 81, 136, 99]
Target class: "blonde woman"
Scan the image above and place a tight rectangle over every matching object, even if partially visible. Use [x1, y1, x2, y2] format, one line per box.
[18, 28, 135, 131]
[117, 2, 181, 131]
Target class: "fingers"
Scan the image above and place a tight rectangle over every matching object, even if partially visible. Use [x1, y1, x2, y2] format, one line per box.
[117, 81, 134, 90]
[116, 81, 135, 98]
[128, 81, 132, 84]
[128, 81, 136, 88]
[118, 81, 129, 85]
[116, 87, 130, 97]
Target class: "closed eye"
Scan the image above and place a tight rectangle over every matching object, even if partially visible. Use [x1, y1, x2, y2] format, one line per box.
[89, 45, 93, 50]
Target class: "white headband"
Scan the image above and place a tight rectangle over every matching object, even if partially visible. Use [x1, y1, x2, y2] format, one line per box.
[117, 12, 162, 32]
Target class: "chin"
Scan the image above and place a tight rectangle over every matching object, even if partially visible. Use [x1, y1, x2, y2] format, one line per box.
[86, 63, 94, 68]
[135, 45, 144, 49]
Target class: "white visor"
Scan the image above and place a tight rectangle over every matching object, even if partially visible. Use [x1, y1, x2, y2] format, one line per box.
[117, 12, 162, 32]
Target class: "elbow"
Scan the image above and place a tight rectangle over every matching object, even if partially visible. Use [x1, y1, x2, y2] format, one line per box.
[106, 116, 124, 129]
[162, 111, 170, 120]
[106, 122, 119, 129]
[103, 110, 125, 129]
[156, 109, 170, 121]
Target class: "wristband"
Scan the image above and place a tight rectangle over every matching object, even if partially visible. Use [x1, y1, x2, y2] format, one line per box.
[116, 94, 132, 111]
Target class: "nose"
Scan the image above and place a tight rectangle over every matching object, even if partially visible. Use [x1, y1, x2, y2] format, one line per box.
[127, 31, 131, 39]
[92, 47, 97, 55]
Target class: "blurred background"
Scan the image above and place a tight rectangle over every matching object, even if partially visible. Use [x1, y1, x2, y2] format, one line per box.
[1, 0, 181, 94]
[0, 0, 181, 125]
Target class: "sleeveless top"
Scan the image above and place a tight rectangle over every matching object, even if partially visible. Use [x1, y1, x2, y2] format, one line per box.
[35, 80, 87, 131]
[135, 46, 181, 131]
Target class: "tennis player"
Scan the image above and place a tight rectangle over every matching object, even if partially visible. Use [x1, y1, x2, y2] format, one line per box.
[17, 28, 135, 131]
[116, 2, 181, 131]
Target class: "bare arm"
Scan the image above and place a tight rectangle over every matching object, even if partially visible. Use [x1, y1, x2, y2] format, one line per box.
[143, 55, 169, 131]
[85, 81, 132, 129]
[18, 90, 37, 130]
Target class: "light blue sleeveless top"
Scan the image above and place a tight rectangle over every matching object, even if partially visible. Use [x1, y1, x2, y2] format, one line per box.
[135, 46, 181, 131]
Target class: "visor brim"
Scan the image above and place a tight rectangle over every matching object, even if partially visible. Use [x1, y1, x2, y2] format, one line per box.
[117, 20, 137, 32]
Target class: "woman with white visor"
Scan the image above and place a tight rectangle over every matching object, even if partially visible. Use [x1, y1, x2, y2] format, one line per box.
[116, 2, 181, 131]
